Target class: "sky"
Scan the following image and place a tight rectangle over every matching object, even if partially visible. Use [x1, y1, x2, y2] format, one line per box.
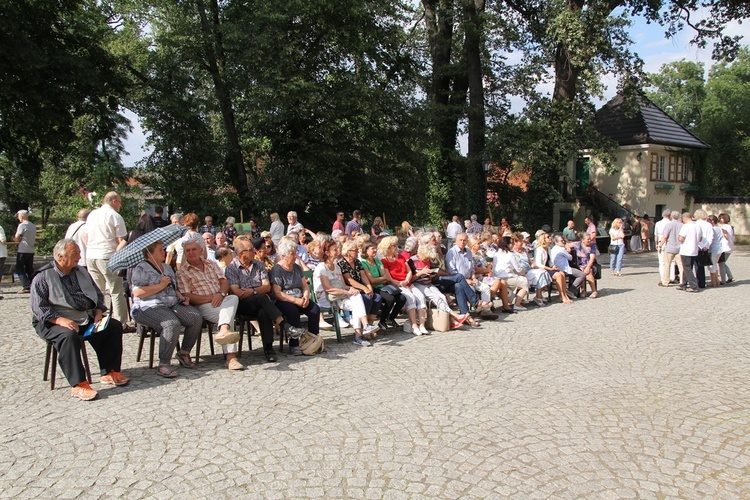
[120, 12, 745, 166]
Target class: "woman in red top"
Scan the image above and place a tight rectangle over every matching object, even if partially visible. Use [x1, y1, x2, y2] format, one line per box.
[378, 236, 427, 335]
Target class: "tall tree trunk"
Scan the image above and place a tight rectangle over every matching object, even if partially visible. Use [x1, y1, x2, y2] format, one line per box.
[553, 42, 582, 102]
[463, 0, 485, 217]
[195, 0, 250, 209]
[423, 0, 462, 222]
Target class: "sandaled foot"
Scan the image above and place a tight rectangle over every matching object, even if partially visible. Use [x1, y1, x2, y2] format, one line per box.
[156, 364, 178, 378]
[465, 316, 481, 327]
[175, 351, 195, 368]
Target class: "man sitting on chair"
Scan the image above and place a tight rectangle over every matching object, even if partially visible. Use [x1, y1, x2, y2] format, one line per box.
[224, 238, 285, 363]
[176, 237, 243, 370]
[31, 239, 128, 401]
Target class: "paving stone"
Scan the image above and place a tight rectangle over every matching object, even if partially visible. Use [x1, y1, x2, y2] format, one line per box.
[1, 249, 749, 497]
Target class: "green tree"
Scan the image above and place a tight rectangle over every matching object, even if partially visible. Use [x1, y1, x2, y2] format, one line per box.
[0, 0, 127, 213]
[114, 0, 427, 228]
[697, 47, 750, 197]
[646, 60, 706, 130]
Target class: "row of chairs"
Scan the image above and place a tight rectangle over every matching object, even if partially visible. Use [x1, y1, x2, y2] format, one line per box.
[135, 271, 347, 367]
[44, 269, 365, 387]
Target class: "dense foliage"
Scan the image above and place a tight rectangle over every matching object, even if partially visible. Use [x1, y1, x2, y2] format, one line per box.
[1, 0, 747, 234]
[646, 49, 750, 198]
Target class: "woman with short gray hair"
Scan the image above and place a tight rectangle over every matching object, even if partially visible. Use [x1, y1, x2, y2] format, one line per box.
[269, 238, 319, 355]
[222, 216, 237, 246]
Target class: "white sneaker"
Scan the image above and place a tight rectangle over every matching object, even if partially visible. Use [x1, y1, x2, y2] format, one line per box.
[513, 304, 527, 311]
[403, 322, 420, 335]
[363, 324, 380, 336]
[338, 317, 351, 328]
[534, 297, 545, 307]
[319, 320, 334, 330]
[419, 324, 429, 335]
[352, 337, 371, 347]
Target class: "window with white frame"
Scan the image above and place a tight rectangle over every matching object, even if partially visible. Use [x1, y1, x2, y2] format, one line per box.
[658, 155, 666, 181]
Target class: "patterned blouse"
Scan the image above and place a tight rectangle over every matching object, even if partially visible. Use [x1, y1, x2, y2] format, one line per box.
[338, 257, 364, 283]
[222, 225, 237, 245]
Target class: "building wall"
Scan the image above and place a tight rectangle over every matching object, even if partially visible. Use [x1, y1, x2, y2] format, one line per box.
[568, 145, 695, 223]
[698, 202, 750, 243]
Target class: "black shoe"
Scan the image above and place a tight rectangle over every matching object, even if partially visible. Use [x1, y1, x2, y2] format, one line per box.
[264, 349, 277, 362]
[378, 320, 389, 331]
[500, 307, 515, 314]
[386, 319, 399, 329]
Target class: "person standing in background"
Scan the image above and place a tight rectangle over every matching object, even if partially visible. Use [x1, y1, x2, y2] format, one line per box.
[0, 222, 7, 299]
[14, 209, 36, 293]
[153, 206, 169, 228]
[84, 192, 131, 330]
[65, 209, 91, 269]
[269, 213, 284, 246]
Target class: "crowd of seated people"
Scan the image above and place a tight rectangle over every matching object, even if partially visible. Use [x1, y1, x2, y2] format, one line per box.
[38, 208, 609, 399]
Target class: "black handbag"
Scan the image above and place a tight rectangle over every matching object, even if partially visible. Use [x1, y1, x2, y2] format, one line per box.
[697, 250, 712, 267]
[379, 284, 401, 296]
[608, 244, 619, 255]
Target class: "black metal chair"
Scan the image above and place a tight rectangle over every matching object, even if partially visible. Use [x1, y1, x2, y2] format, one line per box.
[43, 336, 92, 390]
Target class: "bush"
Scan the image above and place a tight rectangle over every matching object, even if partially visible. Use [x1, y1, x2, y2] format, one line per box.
[35, 223, 68, 256]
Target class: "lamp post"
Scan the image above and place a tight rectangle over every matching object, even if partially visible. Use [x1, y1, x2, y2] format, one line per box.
[482, 155, 491, 220]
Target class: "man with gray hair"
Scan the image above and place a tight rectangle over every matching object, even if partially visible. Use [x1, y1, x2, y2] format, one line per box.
[65, 209, 91, 268]
[225, 238, 285, 363]
[177, 236, 242, 370]
[84, 191, 130, 328]
[466, 214, 483, 235]
[659, 211, 683, 286]
[654, 209, 672, 286]
[14, 209, 37, 293]
[31, 239, 127, 400]
[286, 211, 303, 235]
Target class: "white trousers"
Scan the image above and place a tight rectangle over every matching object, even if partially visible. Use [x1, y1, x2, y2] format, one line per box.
[196, 295, 239, 354]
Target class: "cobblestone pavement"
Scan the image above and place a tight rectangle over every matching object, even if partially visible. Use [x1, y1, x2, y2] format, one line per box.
[1, 249, 749, 498]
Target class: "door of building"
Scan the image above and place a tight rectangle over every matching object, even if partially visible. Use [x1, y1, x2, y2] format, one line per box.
[575, 158, 590, 197]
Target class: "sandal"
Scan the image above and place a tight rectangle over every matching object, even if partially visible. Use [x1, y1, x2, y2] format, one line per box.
[156, 364, 178, 378]
[475, 301, 491, 311]
[465, 317, 481, 327]
[175, 351, 195, 368]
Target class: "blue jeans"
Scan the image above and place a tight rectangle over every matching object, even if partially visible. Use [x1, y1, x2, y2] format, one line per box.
[360, 292, 382, 317]
[610, 244, 625, 272]
[433, 274, 477, 314]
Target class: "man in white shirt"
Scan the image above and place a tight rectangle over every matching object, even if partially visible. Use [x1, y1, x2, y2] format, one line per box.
[677, 212, 702, 292]
[84, 192, 130, 328]
[286, 211, 304, 235]
[653, 209, 671, 286]
[550, 235, 585, 298]
[693, 209, 713, 289]
[445, 215, 462, 249]
[65, 209, 91, 268]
